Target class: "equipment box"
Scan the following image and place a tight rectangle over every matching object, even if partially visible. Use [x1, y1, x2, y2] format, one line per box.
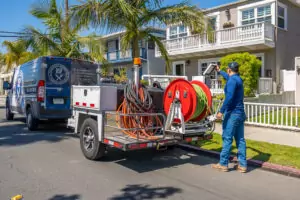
[72, 85, 117, 111]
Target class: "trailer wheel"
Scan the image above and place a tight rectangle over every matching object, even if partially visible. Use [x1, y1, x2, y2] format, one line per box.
[80, 118, 105, 160]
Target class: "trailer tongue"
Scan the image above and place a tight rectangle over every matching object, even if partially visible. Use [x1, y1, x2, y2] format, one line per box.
[67, 58, 219, 160]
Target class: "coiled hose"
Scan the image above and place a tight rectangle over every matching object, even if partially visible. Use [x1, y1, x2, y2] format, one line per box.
[116, 83, 163, 140]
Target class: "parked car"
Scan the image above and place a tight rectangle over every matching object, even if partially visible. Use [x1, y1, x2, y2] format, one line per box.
[3, 56, 98, 130]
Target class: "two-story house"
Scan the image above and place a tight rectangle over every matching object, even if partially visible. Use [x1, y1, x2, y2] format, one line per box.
[156, 0, 300, 93]
[101, 28, 166, 80]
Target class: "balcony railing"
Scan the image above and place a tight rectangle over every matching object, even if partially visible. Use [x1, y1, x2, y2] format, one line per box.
[156, 22, 275, 56]
[104, 48, 147, 62]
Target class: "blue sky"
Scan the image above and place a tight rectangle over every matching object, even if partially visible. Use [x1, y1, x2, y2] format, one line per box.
[0, 0, 236, 52]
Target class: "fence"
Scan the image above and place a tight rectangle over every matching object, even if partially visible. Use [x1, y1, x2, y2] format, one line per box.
[212, 100, 300, 131]
[258, 78, 273, 94]
[244, 102, 300, 131]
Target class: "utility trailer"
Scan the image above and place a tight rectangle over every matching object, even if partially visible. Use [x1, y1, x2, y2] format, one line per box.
[67, 85, 217, 160]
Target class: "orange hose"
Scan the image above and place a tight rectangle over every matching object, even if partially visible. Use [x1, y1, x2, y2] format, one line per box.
[115, 84, 163, 140]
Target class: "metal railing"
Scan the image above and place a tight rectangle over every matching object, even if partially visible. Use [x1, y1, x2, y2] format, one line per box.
[156, 22, 274, 56]
[141, 75, 188, 89]
[244, 102, 300, 131]
[104, 48, 147, 62]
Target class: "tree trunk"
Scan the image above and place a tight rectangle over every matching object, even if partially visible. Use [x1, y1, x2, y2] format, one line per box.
[65, 0, 69, 20]
[132, 39, 140, 59]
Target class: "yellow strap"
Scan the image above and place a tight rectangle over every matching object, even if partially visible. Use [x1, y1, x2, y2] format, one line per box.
[11, 195, 23, 200]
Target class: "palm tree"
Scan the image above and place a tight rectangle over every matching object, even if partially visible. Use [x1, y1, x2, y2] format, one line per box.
[23, 0, 105, 63]
[70, 0, 206, 73]
[2, 40, 37, 72]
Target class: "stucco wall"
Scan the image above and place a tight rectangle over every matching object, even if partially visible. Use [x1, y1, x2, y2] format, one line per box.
[146, 49, 166, 75]
[275, 0, 300, 85]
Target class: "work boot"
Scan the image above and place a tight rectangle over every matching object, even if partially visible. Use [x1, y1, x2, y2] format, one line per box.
[212, 163, 229, 172]
[237, 165, 247, 173]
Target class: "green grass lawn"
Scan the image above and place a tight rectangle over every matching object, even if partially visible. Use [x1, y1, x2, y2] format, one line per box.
[195, 133, 300, 169]
[248, 108, 300, 127]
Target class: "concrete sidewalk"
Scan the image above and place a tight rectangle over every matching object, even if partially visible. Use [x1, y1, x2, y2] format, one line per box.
[214, 123, 300, 148]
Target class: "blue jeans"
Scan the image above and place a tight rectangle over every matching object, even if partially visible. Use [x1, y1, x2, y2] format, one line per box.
[219, 112, 247, 168]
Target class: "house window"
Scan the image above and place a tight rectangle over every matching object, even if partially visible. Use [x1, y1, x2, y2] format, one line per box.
[242, 8, 255, 25]
[278, 3, 287, 29]
[208, 17, 217, 30]
[241, 4, 272, 26]
[107, 40, 118, 52]
[169, 25, 188, 39]
[257, 5, 272, 23]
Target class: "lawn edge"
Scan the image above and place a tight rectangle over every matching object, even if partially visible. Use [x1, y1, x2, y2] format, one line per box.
[179, 144, 300, 178]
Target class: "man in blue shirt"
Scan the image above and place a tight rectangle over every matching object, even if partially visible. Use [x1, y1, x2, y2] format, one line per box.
[212, 62, 247, 173]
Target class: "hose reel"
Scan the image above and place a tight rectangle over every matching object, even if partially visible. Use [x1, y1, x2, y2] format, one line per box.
[163, 79, 213, 123]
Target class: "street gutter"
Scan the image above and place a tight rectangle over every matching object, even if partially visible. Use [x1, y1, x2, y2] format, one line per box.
[179, 144, 300, 179]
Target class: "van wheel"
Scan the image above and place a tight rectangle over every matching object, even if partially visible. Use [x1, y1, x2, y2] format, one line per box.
[26, 107, 39, 131]
[5, 105, 14, 121]
[80, 118, 105, 160]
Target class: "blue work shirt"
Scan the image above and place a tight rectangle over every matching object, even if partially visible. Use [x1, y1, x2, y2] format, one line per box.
[219, 71, 245, 115]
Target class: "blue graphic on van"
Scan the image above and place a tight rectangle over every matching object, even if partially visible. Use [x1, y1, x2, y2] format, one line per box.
[47, 63, 70, 85]
[15, 70, 25, 110]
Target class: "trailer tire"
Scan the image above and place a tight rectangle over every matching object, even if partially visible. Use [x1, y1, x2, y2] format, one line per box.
[80, 118, 105, 160]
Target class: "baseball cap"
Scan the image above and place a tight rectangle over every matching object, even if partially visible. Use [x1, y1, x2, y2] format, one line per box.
[228, 62, 239, 72]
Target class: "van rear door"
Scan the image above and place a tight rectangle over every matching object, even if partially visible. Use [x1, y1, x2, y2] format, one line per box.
[45, 57, 72, 111]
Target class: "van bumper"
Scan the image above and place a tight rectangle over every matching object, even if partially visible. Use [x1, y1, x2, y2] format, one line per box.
[32, 103, 72, 120]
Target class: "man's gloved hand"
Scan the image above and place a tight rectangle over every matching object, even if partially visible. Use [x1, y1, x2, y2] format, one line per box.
[216, 112, 223, 120]
[215, 65, 220, 72]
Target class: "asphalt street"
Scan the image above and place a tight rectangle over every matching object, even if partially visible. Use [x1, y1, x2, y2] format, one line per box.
[0, 108, 300, 200]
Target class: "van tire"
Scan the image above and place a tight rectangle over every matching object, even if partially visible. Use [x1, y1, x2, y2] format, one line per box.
[80, 118, 105, 160]
[26, 107, 39, 131]
[5, 105, 14, 121]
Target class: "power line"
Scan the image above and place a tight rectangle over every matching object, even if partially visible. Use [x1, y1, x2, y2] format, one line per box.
[0, 35, 31, 38]
[0, 31, 30, 35]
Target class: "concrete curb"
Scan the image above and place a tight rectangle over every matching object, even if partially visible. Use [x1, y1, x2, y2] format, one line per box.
[179, 144, 300, 178]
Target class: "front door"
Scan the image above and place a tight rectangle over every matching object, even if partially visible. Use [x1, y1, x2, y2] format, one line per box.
[173, 62, 185, 76]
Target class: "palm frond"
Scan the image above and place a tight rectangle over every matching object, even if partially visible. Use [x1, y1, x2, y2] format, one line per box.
[141, 2, 205, 33]
[22, 26, 61, 56]
[146, 33, 171, 74]
[78, 35, 106, 62]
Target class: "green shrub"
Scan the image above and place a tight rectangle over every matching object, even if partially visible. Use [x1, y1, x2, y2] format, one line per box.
[140, 79, 149, 86]
[220, 52, 261, 97]
[214, 93, 225, 100]
[114, 68, 128, 83]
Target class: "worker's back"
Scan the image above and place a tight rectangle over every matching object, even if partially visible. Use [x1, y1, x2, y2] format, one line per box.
[224, 74, 245, 114]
